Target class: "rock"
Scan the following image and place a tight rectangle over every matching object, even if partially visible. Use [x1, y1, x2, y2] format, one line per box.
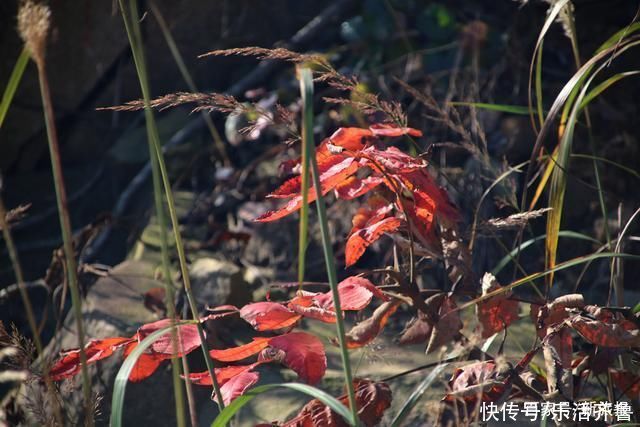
[189, 258, 251, 310]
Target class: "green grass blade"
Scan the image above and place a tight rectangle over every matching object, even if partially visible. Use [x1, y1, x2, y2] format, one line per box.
[570, 153, 640, 180]
[211, 383, 354, 427]
[461, 252, 640, 310]
[579, 71, 640, 110]
[447, 102, 532, 115]
[545, 53, 636, 285]
[534, 40, 545, 129]
[120, 1, 223, 410]
[527, 0, 571, 133]
[0, 47, 29, 129]
[492, 230, 600, 275]
[597, 22, 640, 53]
[522, 38, 640, 266]
[390, 363, 449, 427]
[110, 320, 197, 427]
[299, 67, 358, 424]
[297, 67, 312, 286]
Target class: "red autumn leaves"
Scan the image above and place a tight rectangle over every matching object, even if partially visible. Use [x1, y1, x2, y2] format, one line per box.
[255, 124, 460, 267]
[50, 319, 201, 382]
[49, 276, 391, 406]
[239, 276, 389, 330]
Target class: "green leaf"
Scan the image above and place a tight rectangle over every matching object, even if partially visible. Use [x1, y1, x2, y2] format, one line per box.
[0, 47, 30, 129]
[390, 363, 449, 427]
[211, 382, 355, 427]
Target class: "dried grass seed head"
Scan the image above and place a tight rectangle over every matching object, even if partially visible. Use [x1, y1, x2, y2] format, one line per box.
[17, 1, 51, 65]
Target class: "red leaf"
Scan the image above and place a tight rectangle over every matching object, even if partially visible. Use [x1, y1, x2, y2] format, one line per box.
[305, 127, 373, 168]
[476, 273, 520, 338]
[328, 127, 374, 151]
[445, 361, 507, 404]
[313, 277, 388, 312]
[288, 294, 337, 323]
[395, 169, 460, 240]
[50, 337, 133, 381]
[137, 319, 201, 356]
[361, 146, 426, 174]
[256, 156, 358, 222]
[187, 361, 265, 386]
[123, 341, 165, 382]
[239, 302, 302, 331]
[342, 300, 402, 348]
[568, 315, 640, 347]
[268, 331, 327, 384]
[369, 123, 422, 138]
[345, 216, 402, 267]
[213, 371, 260, 406]
[532, 294, 585, 339]
[334, 176, 383, 200]
[209, 337, 272, 362]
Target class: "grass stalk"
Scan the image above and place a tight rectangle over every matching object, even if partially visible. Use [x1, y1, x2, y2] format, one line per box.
[36, 54, 93, 417]
[0, 47, 29, 129]
[149, 1, 230, 166]
[297, 92, 311, 287]
[118, 0, 225, 411]
[0, 197, 43, 355]
[0, 196, 67, 426]
[117, 1, 188, 425]
[298, 68, 358, 424]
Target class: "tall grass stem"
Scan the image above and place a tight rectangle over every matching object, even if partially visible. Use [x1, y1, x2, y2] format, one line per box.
[298, 68, 359, 425]
[36, 58, 93, 418]
[118, 0, 225, 410]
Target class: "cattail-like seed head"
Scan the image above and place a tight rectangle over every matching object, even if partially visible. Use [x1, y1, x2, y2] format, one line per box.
[17, 1, 51, 65]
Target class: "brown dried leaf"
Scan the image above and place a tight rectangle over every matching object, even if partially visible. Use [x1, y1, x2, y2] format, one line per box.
[425, 294, 463, 354]
[342, 300, 401, 349]
[482, 208, 551, 231]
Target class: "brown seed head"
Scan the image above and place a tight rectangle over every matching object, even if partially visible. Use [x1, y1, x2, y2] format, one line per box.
[17, 1, 51, 65]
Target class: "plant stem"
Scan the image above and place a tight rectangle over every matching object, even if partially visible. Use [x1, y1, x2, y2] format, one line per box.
[149, 1, 230, 167]
[0, 195, 65, 425]
[118, 0, 225, 411]
[298, 68, 358, 425]
[0, 197, 42, 355]
[117, 1, 187, 425]
[297, 102, 311, 288]
[0, 47, 29, 129]
[36, 58, 93, 418]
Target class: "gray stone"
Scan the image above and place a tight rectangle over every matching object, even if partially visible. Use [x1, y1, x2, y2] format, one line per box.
[189, 258, 251, 310]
